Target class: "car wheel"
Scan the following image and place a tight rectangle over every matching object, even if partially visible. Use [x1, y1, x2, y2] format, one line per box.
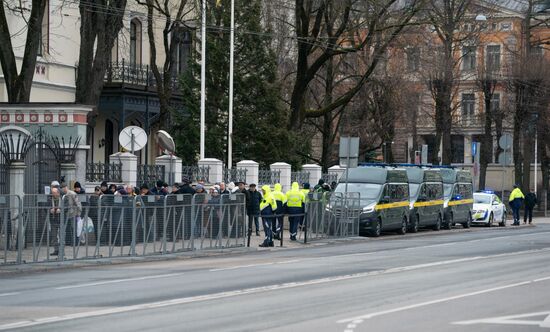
[499, 212, 506, 227]
[487, 213, 493, 227]
[409, 214, 419, 233]
[462, 213, 472, 229]
[444, 213, 453, 230]
[369, 219, 381, 237]
[397, 217, 407, 235]
[432, 214, 441, 231]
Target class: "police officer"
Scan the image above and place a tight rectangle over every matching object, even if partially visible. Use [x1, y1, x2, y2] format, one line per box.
[259, 185, 277, 247]
[286, 182, 306, 241]
[271, 183, 287, 240]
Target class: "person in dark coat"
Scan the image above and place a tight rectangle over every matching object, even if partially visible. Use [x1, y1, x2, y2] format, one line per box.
[246, 184, 262, 236]
[524, 189, 538, 224]
[177, 178, 196, 195]
[150, 180, 168, 196]
[100, 181, 109, 195]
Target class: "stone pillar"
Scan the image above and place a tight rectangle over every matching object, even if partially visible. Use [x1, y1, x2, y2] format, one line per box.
[328, 165, 345, 181]
[236, 160, 259, 185]
[156, 154, 182, 184]
[74, 149, 87, 184]
[270, 162, 291, 192]
[198, 158, 223, 184]
[60, 163, 77, 187]
[110, 152, 138, 186]
[8, 162, 25, 197]
[302, 164, 322, 186]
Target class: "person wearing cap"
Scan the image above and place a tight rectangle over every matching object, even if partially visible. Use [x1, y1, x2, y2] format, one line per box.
[73, 181, 84, 195]
[195, 184, 205, 194]
[61, 183, 83, 246]
[259, 185, 277, 247]
[177, 177, 196, 195]
[247, 184, 262, 236]
[509, 184, 525, 225]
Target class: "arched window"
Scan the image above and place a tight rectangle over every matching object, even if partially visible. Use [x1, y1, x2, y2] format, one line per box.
[130, 18, 142, 66]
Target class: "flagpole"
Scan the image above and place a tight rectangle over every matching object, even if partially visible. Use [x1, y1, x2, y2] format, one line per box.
[228, 0, 234, 169]
[200, 0, 206, 160]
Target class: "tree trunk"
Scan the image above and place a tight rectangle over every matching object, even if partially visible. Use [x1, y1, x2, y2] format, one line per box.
[320, 59, 334, 172]
[0, 0, 47, 102]
[513, 90, 524, 187]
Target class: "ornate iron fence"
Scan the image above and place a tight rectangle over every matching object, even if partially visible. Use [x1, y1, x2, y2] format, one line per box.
[103, 59, 179, 89]
[291, 171, 310, 185]
[181, 165, 210, 183]
[137, 165, 165, 187]
[258, 170, 281, 185]
[321, 173, 339, 184]
[223, 168, 247, 184]
[86, 163, 123, 183]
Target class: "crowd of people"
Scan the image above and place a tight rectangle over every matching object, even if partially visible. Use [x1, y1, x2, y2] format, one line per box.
[47, 178, 337, 252]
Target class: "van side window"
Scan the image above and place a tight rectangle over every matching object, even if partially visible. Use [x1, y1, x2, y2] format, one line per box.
[457, 184, 473, 199]
[388, 184, 408, 202]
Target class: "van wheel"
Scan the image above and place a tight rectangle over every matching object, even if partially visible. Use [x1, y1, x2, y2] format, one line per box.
[487, 213, 494, 227]
[397, 217, 407, 235]
[444, 213, 453, 230]
[432, 214, 441, 231]
[369, 219, 381, 237]
[408, 214, 419, 233]
[462, 213, 472, 229]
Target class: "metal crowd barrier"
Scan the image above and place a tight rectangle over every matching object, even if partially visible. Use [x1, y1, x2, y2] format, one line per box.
[0, 193, 249, 265]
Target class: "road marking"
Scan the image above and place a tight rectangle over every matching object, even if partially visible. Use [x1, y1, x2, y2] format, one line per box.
[3, 248, 550, 330]
[210, 260, 300, 271]
[55, 273, 185, 290]
[453, 311, 550, 328]
[337, 275, 550, 325]
[0, 292, 19, 297]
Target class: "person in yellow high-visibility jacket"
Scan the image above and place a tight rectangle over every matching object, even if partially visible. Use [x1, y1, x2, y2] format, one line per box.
[272, 183, 287, 239]
[260, 185, 277, 247]
[509, 184, 525, 225]
[286, 182, 306, 241]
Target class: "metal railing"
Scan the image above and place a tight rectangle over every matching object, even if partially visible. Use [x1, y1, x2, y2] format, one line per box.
[223, 168, 247, 184]
[181, 165, 210, 183]
[137, 165, 166, 187]
[103, 59, 179, 88]
[258, 169, 281, 185]
[291, 171, 310, 185]
[86, 162, 123, 183]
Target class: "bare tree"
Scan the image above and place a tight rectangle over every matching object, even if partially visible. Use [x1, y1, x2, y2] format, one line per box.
[0, 0, 47, 102]
[75, 0, 128, 112]
[287, 0, 424, 129]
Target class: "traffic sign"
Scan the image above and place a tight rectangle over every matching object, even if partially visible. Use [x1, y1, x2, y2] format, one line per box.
[499, 134, 512, 150]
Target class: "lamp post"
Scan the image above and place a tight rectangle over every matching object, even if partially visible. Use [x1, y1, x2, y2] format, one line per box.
[200, 0, 206, 160]
[227, 0, 235, 169]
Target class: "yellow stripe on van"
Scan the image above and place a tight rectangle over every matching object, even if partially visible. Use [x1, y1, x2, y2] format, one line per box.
[448, 199, 474, 206]
[413, 200, 444, 208]
[375, 201, 410, 211]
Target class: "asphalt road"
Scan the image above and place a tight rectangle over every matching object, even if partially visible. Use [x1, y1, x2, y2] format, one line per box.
[1, 222, 549, 331]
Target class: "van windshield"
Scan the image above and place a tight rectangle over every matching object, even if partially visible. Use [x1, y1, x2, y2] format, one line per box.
[409, 183, 420, 199]
[335, 183, 383, 201]
[443, 183, 454, 198]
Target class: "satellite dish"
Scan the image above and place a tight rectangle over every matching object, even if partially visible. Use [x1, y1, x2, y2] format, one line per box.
[157, 130, 175, 154]
[119, 126, 148, 153]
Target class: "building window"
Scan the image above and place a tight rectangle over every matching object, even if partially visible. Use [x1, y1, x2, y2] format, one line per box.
[531, 45, 544, 58]
[462, 93, 475, 122]
[462, 46, 476, 71]
[174, 27, 192, 75]
[130, 19, 142, 66]
[490, 93, 500, 113]
[451, 135, 464, 163]
[406, 47, 420, 71]
[486, 45, 500, 71]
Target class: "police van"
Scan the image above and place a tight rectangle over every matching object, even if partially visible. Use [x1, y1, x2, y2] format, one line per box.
[336, 165, 409, 237]
[441, 168, 474, 228]
[396, 165, 444, 232]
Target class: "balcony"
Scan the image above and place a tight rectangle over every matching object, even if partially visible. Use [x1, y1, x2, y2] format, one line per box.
[103, 59, 179, 90]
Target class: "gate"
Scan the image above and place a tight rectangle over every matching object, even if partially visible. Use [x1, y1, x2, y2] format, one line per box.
[0, 157, 7, 195]
[24, 141, 60, 194]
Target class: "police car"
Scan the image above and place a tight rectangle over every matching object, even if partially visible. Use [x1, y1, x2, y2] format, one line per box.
[472, 191, 507, 227]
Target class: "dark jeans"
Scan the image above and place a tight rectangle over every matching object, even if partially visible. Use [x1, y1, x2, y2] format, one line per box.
[248, 215, 260, 232]
[524, 207, 534, 223]
[512, 207, 521, 223]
